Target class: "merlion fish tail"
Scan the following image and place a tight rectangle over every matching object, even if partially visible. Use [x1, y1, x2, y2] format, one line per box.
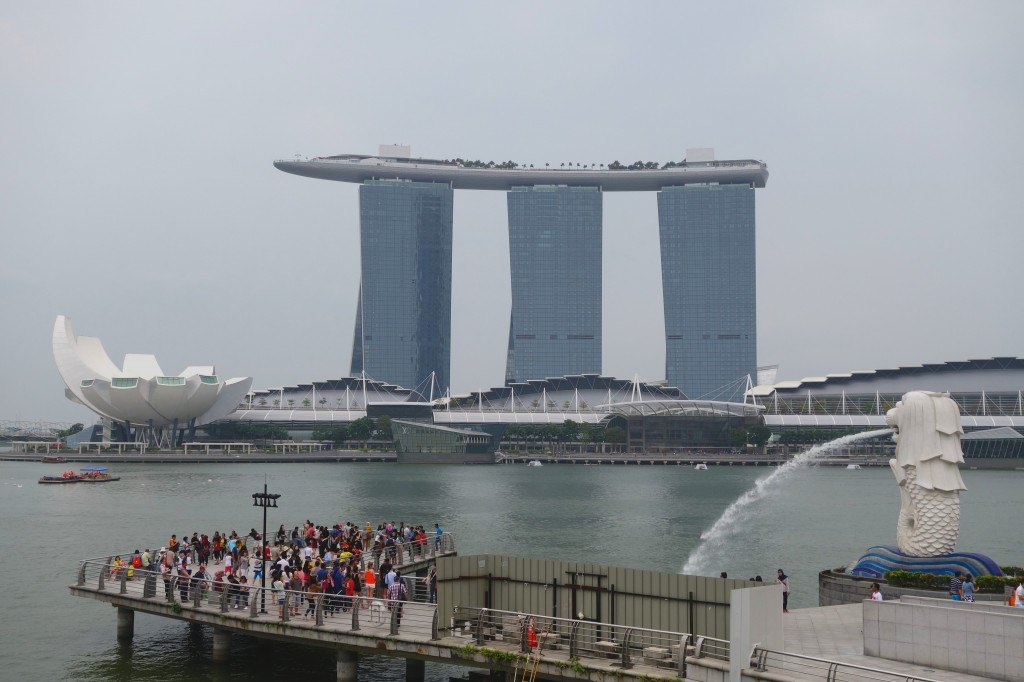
[893, 463, 960, 557]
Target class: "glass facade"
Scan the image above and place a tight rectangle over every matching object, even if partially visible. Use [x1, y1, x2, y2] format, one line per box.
[351, 180, 453, 392]
[505, 186, 602, 383]
[658, 184, 756, 399]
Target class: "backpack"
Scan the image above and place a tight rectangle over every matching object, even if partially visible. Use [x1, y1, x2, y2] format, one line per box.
[132, 555, 142, 568]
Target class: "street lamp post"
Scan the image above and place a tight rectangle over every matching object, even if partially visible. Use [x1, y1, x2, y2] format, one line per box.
[252, 483, 280, 614]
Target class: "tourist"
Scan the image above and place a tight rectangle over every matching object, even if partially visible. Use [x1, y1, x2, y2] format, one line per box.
[178, 568, 191, 602]
[869, 583, 883, 601]
[754, 576, 763, 583]
[288, 570, 302, 616]
[193, 564, 211, 601]
[237, 576, 250, 610]
[252, 554, 263, 584]
[1016, 581, 1024, 608]
[272, 571, 286, 619]
[777, 569, 790, 613]
[159, 552, 173, 601]
[305, 578, 321, 619]
[385, 564, 398, 589]
[168, 534, 178, 553]
[434, 523, 443, 551]
[720, 572, 728, 580]
[387, 570, 408, 625]
[960, 574, 976, 602]
[362, 563, 376, 605]
[427, 565, 437, 604]
[140, 548, 152, 570]
[949, 572, 963, 601]
[226, 573, 240, 608]
[110, 556, 125, 581]
[343, 571, 357, 612]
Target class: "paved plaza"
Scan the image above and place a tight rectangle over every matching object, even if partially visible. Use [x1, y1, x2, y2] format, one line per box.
[786, 603, 995, 682]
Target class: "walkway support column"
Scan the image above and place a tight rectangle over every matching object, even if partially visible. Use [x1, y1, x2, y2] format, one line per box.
[337, 649, 358, 682]
[116, 606, 134, 640]
[212, 627, 231, 664]
[406, 658, 425, 682]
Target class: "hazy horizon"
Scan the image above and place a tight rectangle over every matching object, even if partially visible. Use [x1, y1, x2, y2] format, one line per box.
[2, 1, 1021, 423]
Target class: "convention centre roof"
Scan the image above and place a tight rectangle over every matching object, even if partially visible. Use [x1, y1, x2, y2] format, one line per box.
[747, 357, 1024, 398]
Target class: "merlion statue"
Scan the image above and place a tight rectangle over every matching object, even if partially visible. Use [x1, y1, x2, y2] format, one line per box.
[885, 391, 967, 556]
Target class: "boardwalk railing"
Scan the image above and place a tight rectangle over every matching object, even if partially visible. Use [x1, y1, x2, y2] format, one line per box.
[452, 606, 729, 675]
[750, 648, 948, 682]
[76, 559, 439, 640]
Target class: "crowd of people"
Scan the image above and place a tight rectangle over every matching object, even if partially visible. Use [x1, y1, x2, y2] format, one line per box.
[110, 520, 444, 621]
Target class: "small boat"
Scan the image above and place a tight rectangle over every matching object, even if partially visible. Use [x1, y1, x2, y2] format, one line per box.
[526, 460, 543, 467]
[39, 466, 120, 484]
[846, 464, 862, 470]
[42, 455, 68, 463]
[694, 463, 709, 471]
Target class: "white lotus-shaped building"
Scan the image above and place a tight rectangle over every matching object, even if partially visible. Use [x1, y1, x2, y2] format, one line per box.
[52, 316, 252, 440]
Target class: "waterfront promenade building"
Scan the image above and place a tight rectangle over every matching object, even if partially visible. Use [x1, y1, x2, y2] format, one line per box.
[275, 146, 768, 396]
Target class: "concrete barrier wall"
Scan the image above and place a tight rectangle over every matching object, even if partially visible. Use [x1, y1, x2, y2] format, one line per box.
[437, 554, 752, 640]
[729, 585, 783, 682]
[900, 594, 1020, 614]
[819, 569, 1006, 605]
[863, 598, 1024, 682]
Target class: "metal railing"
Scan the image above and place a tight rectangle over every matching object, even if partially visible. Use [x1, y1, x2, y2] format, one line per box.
[75, 559, 439, 639]
[452, 606, 729, 674]
[751, 648, 948, 682]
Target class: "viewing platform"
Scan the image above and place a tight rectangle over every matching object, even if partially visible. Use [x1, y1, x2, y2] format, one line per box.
[66, 540, 975, 682]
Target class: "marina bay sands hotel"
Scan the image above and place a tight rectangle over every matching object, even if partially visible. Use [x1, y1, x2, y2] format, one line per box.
[274, 146, 768, 399]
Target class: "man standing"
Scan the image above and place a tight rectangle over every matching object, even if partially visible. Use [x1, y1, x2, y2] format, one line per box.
[387, 570, 408, 626]
[949, 572, 963, 601]
[434, 523, 443, 551]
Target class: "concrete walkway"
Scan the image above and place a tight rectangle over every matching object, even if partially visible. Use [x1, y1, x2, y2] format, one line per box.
[785, 604, 995, 682]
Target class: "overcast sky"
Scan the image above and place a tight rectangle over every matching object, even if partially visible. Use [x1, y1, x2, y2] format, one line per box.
[2, 1, 1021, 423]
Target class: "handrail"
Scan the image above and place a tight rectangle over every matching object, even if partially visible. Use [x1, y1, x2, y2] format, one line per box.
[75, 559, 440, 640]
[459, 605, 701, 640]
[752, 647, 948, 682]
[453, 604, 721, 668]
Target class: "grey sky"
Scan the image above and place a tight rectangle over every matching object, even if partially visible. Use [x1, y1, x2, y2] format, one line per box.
[2, 2, 1021, 422]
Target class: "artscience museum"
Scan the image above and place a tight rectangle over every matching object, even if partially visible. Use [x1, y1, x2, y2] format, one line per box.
[52, 316, 252, 446]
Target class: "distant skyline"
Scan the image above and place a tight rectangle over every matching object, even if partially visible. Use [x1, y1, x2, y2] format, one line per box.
[1, 1, 1021, 422]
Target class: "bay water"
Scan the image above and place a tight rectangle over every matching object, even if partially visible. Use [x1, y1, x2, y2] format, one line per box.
[0, 461, 1018, 680]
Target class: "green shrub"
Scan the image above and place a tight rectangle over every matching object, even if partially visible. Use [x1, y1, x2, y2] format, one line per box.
[884, 571, 950, 590]
[975, 576, 1008, 593]
[885, 571, 1016, 592]
[999, 565, 1024, 577]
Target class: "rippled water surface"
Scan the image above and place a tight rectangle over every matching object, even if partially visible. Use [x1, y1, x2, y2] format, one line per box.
[0, 461, 1019, 680]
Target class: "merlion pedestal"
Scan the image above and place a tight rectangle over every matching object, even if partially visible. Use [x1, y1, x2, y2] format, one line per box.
[885, 391, 966, 556]
[849, 390, 1003, 579]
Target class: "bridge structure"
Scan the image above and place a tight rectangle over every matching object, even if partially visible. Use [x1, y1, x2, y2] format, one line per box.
[0, 419, 73, 441]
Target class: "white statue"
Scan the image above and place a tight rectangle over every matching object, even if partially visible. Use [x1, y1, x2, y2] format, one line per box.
[885, 391, 967, 556]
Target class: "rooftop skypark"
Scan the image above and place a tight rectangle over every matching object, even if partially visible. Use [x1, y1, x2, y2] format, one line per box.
[274, 147, 768, 191]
